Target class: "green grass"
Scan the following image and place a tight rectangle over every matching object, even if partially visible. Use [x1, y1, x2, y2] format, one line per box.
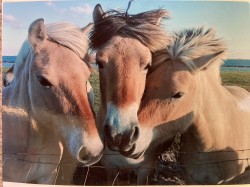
[89, 71, 250, 113]
[3, 67, 250, 114]
[89, 72, 101, 113]
[221, 71, 250, 92]
[2, 67, 9, 74]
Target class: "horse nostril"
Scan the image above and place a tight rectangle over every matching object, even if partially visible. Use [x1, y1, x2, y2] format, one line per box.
[78, 147, 90, 162]
[130, 126, 139, 144]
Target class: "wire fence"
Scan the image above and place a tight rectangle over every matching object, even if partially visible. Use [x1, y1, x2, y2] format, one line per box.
[2, 148, 250, 185]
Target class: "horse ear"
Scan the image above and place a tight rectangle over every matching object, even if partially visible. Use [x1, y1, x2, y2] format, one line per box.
[194, 51, 226, 71]
[93, 4, 105, 23]
[28, 18, 46, 52]
[81, 23, 93, 35]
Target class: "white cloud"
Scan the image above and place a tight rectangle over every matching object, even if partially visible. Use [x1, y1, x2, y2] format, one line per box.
[46, 1, 53, 6]
[3, 14, 25, 29]
[3, 14, 16, 22]
[70, 4, 93, 15]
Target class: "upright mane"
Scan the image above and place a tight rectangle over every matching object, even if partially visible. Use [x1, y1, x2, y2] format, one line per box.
[90, 9, 171, 52]
[14, 22, 89, 75]
[168, 27, 227, 71]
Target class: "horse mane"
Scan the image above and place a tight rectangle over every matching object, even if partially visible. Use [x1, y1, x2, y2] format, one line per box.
[167, 27, 227, 71]
[14, 22, 90, 75]
[46, 22, 89, 59]
[90, 9, 171, 52]
[14, 40, 32, 76]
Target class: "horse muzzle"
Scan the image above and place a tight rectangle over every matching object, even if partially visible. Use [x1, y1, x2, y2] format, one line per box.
[104, 122, 140, 154]
[77, 146, 104, 166]
[119, 144, 146, 159]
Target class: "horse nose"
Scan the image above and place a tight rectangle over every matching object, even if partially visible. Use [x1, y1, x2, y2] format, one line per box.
[78, 146, 103, 166]
[104, 123, 119, 143]
[104, 123, 140, 152]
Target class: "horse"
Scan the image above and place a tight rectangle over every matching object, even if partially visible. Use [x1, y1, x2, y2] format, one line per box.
[91, 3, 171, 155]
[2, 18, 104, 184]
[137, 27, 250, 184]
[90, 3, 171, 184]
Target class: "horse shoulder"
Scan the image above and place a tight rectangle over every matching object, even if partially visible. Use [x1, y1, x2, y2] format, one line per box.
[225, 85, 250, 100]
[225, 86, 250, 113]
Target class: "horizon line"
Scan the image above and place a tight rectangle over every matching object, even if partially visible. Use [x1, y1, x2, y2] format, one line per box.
[3, 0, 250, 2]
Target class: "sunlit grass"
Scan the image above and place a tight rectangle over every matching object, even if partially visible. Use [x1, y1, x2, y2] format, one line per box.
[221, 71, 250, 92]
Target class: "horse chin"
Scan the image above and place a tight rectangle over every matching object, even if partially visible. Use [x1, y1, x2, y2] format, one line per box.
[119, 145, 146, 159]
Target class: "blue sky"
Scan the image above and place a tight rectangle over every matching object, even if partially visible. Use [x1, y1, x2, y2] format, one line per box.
[3, 0, 250, 59]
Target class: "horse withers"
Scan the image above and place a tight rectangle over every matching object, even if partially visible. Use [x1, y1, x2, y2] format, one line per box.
[138, 27, 250, 184]
[2, 19, 104, 184]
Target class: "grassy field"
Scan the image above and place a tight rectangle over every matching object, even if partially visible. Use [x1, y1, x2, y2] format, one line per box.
[89, 71, 250, 112]
[2, 67, 250, 113]
[221, 71, 250, 91]
[89, 72, 101, 113]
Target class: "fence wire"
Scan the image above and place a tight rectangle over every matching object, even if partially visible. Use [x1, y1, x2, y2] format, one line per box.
[2, 148, 250, 185]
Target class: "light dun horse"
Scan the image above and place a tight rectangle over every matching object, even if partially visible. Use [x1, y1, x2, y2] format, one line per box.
[90, 4, 171, 184]
[138, 27, 250, 184]
[2, 19, 104, 184]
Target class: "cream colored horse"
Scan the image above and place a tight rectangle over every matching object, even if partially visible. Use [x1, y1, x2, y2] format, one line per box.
[90, 4, 171, 184]
[138, 27, 250, 184]
[2, 19, 104, 184]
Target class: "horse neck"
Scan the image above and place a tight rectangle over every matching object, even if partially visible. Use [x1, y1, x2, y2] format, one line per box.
[8, 51, 33, 108]
[3, 52, 61, 155]
[184, 70, 243, 151]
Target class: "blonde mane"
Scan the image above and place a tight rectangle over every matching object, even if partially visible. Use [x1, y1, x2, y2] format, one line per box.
[46, 22, 89, 59]
[14, 22, 89, 75]
[168, 27, 227, 71]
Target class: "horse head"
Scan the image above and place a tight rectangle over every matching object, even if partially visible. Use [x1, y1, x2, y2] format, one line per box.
[90, 3, 171, 157]
[6, 18, 104, 166]
[136, 27, 227, 156]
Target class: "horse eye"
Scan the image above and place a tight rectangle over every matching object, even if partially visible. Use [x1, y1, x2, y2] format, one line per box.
[96, 60, 104, 69]
[172, 92, 184, 99]
[37, 75, 52, 89]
